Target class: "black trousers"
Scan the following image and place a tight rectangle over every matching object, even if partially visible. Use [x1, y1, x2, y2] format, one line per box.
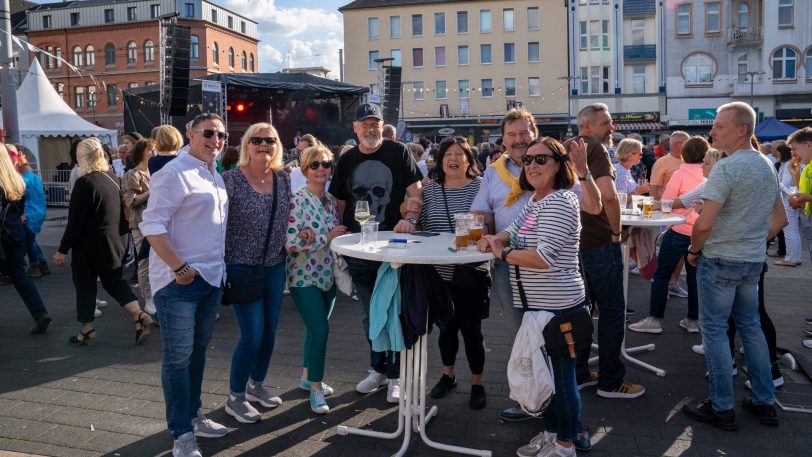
[726, 263, 777, 369]
[438, 280, 486, 375]
[72, 265, 138, 323]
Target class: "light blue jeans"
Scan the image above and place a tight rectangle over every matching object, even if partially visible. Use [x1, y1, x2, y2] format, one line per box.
[697, 256, 775, 411]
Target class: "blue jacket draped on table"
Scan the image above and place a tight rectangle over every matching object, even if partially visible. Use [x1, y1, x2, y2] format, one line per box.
[369, 262, 405, 352]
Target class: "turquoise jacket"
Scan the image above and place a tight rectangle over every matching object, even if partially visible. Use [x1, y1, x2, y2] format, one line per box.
[22, 170, 46, 233]
[369, 262, 406, 352]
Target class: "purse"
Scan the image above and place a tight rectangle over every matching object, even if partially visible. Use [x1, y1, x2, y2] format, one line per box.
[222, 176, 278, 305]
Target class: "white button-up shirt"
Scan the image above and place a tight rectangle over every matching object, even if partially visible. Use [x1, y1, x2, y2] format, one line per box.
[140, 153, 228, 293]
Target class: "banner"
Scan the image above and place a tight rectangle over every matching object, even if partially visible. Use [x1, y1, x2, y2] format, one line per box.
[201, 80, 224, 117]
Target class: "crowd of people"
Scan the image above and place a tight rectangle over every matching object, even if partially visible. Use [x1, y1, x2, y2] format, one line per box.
[1, 99, 811, 457]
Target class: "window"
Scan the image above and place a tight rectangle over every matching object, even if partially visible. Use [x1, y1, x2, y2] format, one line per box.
[128, 7, 137, 20]
[435, 12, 445, 35]
[74, 87, 84, 109]
[128, 83, 138, 89]
[127, 41, 137, 64]
[457, 11, 468, 34]
[705, 3, 720, 34]
[480, 44, 492, 64]
[228, 47, 234, 67]
[228, 16, 233, 29]
[504, 43, 515, 63]
[505, 78, 516, 96]
[413, 48, 423, 67]
[778, 0, 794, 27]
[590, 21, 600, 49]
[150, 4, 160, 18]
[45, 46, 53, 69]
[249, 53, 255, 72]
[241, 21, 246, 34]
[56, 83, 64, 98]
[85, 45, 95, 66]
[737, 2, 749, 29]
[480, 10, 491, 33]
[677, 4, 692, 35]
[683, 53, 713, 84]
[369, 83, 380, 96]
[632, 65, 646, 93]
[503, 8, 515, 32]
[457, 45, 469, 65]
[241, 51, 247, 70]
[368, 17, 379, 39]
[42, 15, 51, 29]
[190, 35, 199, 60]
[602, 20, 609, 49]
[211, 9, 218, 23]
[527, 7, 540, 31]
[528, 42, 539, 62]
[72, 46, 82, 67]
[70, 12, 80, 26]
[772, 47, 796, 80]
[590, 66, 600, 93]
[390, 16, 400, 38]
[412, 14, 423, 37]
[212, 42, 219, 64]
[481, 79, 493, 97]
[413, 81, 424, 100]
[458, 79, 469, 97]
[737, 53, 748, 76]
[87, 86, 97, 110]
[528, 77, 540, 96]
[435, 80, 447, 99]
[55, 48, 62, 68]
[107, 84, 117, 107]
[806, 49, 812, 80]
[435, 46, 446, 66]
[185, 3, 194, 17]
[579, 21, 587, 50]
[368, 50, 379, 70]
[631, 20, 645, 45]
[391, 49, 401, 66]
[104, 9, 114, 23]
[144, 41, 155, 63]
[580, 67, 589, 94]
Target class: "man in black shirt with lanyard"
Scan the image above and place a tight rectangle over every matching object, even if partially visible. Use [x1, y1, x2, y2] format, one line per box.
[329, 103, 423, 403]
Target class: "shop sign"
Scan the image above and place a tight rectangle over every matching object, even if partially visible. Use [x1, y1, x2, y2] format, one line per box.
[688, 108, 717, 120]
[612, 112, 659, 122]
[438, 127, 455, 135]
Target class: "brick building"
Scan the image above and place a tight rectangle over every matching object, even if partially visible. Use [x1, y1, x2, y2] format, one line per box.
[26, 0, 259, 133]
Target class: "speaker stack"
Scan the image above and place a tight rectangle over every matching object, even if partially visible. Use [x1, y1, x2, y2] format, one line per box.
[381, 66, 402, 125]
[161, 24, 192, 117]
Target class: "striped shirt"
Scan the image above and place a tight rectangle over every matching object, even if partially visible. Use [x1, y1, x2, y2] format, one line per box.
[505, 189, 585, 310]
[420, 177, 483, 281]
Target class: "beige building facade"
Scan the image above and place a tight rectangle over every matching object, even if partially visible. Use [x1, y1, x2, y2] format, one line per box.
[340, 0, 569, 141]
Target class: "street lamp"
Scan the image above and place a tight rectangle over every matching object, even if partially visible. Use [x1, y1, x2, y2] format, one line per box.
[557, 75, 580, 137]
[739, 71, 766, 107]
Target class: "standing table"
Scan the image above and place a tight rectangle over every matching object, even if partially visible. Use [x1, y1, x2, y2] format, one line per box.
[331, 232, 494, 457]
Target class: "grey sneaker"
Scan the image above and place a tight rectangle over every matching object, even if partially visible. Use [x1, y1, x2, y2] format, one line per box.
[386, 379, 401, 404]
[679, 318, 699, 333]
[173, 431, 202, 457]
[669, 284, 689, 298]
[628, 316, 662, 334]
[356, 370, 387, 394]
[225, 394, 261, 423]
[192, 409, 228, 438]
[246, 381, 282, 408]
[516, 431, 556, 457]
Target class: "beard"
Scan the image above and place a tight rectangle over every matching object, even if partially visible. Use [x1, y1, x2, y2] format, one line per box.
[360, 134, 383, 150]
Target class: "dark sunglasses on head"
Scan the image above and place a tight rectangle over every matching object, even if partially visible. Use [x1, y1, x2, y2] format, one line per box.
[521, 154, 556, 166]
[249, 136, 277, 145]
[440, 136, 467, 145]
[308, 160, 333, 170]
[198, 129, 229, 141]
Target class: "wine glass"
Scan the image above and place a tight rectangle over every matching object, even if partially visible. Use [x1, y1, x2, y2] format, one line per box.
[354, 200, 371, 224]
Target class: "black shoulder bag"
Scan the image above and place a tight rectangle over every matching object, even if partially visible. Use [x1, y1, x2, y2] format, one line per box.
[222, 176, 278, 305]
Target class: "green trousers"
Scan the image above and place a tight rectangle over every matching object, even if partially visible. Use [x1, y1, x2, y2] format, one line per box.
[290, 284, 336, 382]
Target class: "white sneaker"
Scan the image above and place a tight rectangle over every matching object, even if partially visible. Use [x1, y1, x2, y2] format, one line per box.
[744, 377, 785, 390]
[192, 409, 228, 438]
[94, 307, 103, 318]
[803, 339, 812, 349]
[679, 318, 699, 334]
[780, 352, 797, 370]
[173, 431, 202, 457]
[95, 298, 108, 308]
[517, 431, 556, 457]
[668, 284, 689, 298]
[144, 298, 156, 315]
[355, 370, 387, 394]
[628, 316, 662, 334]
[691, 344, 705, 355]
[630, 267, 640, 275]
[386, 379, 401, 404]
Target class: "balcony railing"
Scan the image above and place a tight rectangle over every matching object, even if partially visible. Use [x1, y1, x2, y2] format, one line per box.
[728, 27, 763, 46]
[624, 44, 657, 61]
[623, 0, 656, 16]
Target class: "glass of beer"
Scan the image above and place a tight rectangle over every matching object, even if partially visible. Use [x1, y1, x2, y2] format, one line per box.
[468, 214, 484, 244]
[642, 196, 654, 218]
[660, 199, 673, 216]
[453, 213, 470, 250]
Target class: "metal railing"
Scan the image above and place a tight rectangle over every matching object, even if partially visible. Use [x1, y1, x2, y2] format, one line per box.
[623, 0, 656, 16]
[728, 26, 762, 45]
[624, 44, 657, 61]
[39, 169, 72, 207]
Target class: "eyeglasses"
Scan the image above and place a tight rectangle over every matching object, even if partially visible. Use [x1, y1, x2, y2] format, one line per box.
[196, 129, 229, 141]
[440, 136, 467, 145]
[249, 137, 277, 145]
[521, 154, 556, 166]
[308, 160, 333, 170]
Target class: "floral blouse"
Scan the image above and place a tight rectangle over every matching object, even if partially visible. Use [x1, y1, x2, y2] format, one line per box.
[286, 188, 339, 290]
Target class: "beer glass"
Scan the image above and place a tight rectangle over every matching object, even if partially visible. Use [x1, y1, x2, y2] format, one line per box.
[643, 196, 654, 218]
[660, 199, 673, 216]
[452, 213, 470, 250]
[468, 214, 484, 244]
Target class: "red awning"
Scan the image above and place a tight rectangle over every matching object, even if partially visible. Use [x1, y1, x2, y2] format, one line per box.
[614, 122, 664, 131]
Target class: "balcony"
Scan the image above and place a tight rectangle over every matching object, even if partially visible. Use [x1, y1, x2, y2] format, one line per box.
[623, 0, 656, 16]
[624, 44, 656, 61]
[727, 27, 762, 47]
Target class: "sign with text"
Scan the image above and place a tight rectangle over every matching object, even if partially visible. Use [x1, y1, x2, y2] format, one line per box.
[612, 112, 659, 122]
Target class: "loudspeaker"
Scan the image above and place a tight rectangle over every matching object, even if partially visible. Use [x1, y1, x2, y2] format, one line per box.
[381, 66, 402, 125]
[161, 24, 192, 117]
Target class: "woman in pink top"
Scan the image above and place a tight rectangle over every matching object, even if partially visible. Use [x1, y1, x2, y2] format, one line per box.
[628, 137, 709, 335]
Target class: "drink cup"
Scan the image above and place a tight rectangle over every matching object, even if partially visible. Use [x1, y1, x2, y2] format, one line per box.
[469, 214, 484, 244]
[632, 195, 644, 214]
[360, 221, 379, 251]
[643, 196, 654, 218]
[617, 192, 628, 212]
[452, 213, 471, 250]
[660, 199, 673, 215]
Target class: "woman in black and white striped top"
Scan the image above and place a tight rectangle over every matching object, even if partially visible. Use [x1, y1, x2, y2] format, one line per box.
[419, 136, 490, 410]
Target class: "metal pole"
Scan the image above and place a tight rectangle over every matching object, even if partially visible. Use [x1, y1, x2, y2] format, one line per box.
[339, 49, 344, 82]
[0, 0, 20, 143]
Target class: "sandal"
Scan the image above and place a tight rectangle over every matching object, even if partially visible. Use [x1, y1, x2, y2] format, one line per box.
[69, 328, 96, 346]
[135, 312, 154, 345]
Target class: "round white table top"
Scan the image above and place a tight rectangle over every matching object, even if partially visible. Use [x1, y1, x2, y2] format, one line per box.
[331, 231, 494, 265]
[621, 212, 685, 227]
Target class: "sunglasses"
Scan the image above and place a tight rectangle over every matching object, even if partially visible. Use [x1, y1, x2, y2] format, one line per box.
[249, 137, 277, 145]
[308, 160, 333, 170]
[521, 154, 556, 166]
[197, 129, 229, 141]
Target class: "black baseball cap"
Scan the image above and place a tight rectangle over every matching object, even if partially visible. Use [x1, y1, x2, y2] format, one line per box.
[356, 103, 383, 122]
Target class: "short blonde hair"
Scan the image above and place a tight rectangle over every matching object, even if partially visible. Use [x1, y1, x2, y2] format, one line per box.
[76, 138, 110, 176]
[704, 148, 723, 168]
[153, 125, 184, 152]
[615, 138, 643, 162]
[300, 145, 334, 178]
[0, 144, 25, 201]
[339, 144, 354, 155]
[237, 122, 283, 171]
[717, 102, 756, 136]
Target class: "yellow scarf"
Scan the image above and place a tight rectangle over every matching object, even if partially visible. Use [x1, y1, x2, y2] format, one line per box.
[490, 154, 525, 207]
[800, 164, 812, 216]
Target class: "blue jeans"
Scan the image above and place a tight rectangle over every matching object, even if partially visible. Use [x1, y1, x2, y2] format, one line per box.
[649, 230, 697, 320]
[153, 276, 221, 439]
[0, 238, 48, 320]
[576, 242, 625, 390]
[23, 225, 45, 265]
[345, 256, 399, 379]
[697, 256, 775, 411]
[229, 262, 285, 394]
[492, 259, 522, 339]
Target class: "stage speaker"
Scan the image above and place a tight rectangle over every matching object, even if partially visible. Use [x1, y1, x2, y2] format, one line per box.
[161, 24, 192, 117]
[381, 66, 401, 125]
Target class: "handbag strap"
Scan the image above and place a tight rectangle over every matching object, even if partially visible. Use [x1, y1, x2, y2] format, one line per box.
[514, 265, 530, 310]
[256, 173, 279, 266]
[439, 184, 455, 233]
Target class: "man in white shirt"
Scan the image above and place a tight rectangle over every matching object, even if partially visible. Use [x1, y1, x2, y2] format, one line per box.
[140, 113, 229, 457]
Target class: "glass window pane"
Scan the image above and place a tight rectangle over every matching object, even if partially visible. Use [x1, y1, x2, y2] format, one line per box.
[481, 44, 491, 64]
[435, 47, 446, 66]
[527, 7, 539, 30]
[413, 48, 423, 67]
[505, 78, 516, 96]
[504, 43, 515, 63]
[413, 81, 424, 100]
[412, 14, 422, 36]
[390, 16, 400, 38]
[459, 79, 469, 97]
[458, 45, 469, 65]
[391, 49, 401, 66]
[528, 42, 539, 62]
[503, 9, 514, 32]
[480, 10, 491, 33]
[528, 77, 540, 96]
[457, 11, 468, 33]
[435, 13, 445, 35]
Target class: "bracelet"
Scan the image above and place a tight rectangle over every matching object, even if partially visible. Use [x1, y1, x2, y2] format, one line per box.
[174, 263, 191, 277]
[611, 230, 621, 236]
[173, 262, 188, 273]
[688, 250, 702, 256]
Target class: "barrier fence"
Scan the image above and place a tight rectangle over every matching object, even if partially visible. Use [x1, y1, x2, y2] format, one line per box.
[39, 170, 71, 207]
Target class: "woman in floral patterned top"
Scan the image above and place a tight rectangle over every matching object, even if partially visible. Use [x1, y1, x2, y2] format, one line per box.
[286, 144, 348, 414]
[222, 122, 291, 425]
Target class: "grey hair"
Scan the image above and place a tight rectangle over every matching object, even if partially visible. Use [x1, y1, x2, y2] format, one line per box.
[576, 103, 610, 128]
[716, 102, 756, 136]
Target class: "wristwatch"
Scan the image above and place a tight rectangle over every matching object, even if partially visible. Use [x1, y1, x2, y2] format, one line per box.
[501, 247, 514, 262]
[578, 172, 592, 181]
[407, 217, 418, 225]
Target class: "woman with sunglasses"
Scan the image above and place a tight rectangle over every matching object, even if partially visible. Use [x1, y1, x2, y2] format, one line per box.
[222, 122, 291, 424]
[286, 144, 348, 414]
[478, 137, 585, 457]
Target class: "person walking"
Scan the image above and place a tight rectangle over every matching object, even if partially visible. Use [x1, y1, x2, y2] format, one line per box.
[14, 154, 49, 277]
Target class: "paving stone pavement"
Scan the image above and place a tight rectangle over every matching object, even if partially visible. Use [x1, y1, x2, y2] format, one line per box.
[1, 214, 811, 456]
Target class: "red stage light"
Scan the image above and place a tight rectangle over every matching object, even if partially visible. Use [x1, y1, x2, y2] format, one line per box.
[236, 103, 245, 112]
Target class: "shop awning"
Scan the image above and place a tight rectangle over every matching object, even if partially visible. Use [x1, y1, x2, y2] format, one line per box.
[613, 122, 664, 131]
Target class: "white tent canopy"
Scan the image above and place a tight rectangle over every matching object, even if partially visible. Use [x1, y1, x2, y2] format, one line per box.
[1, 59, 117, 169]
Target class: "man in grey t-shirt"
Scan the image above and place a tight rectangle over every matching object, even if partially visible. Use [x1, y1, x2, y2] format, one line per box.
[682, 102, 787, 430]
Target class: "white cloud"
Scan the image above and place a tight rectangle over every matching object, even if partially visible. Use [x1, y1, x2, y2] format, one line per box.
[221, 0, 343, 38]
[260, 43, 284, 65]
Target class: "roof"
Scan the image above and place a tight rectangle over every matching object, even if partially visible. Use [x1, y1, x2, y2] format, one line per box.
[754, 116, 798, 142]
[10, 0, 36, 33]
[208, 72, 368, 95]
[339, 0, 470, 12]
